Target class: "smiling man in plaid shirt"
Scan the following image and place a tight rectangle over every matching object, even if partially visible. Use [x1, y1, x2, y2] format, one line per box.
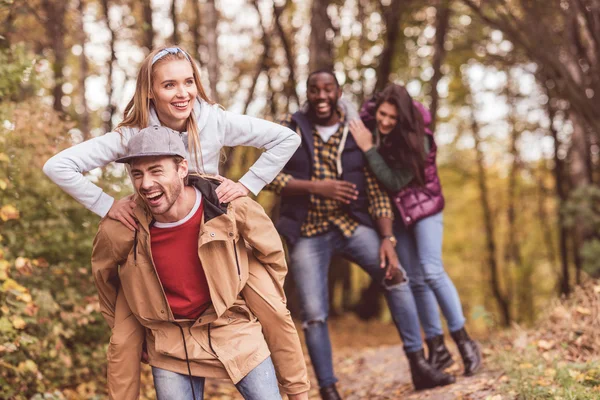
[267, 70, 455, 400]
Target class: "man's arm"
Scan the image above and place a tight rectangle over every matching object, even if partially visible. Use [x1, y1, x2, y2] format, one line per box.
[236, 197, 310, 396]
[364, 168, 401, 280]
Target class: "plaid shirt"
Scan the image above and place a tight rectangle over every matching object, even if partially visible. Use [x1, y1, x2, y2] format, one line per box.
[269, 111, 392, 238]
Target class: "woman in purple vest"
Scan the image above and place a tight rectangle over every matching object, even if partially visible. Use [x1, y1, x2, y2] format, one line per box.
[348, 84, 482, 376]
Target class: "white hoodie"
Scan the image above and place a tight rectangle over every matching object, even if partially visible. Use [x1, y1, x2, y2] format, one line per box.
[43, 98, 300, 217]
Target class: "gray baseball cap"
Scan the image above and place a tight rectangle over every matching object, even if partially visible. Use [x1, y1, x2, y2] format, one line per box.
[115, 125, 187, 164]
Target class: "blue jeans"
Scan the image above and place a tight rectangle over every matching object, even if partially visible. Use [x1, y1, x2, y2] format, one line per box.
[152, 357, 280, 400]
[394, 212, 466, 338]
[289, 225, 423, 389]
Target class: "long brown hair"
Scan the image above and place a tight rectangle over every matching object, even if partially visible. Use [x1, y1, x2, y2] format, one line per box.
[117, 45, 215, 173]
[376, 84, 427, 185]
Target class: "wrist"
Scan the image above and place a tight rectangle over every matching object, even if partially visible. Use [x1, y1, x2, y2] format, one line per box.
[382, 235, 397, 246]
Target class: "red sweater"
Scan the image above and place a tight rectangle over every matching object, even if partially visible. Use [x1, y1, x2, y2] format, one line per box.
[150, 191, 210, 319]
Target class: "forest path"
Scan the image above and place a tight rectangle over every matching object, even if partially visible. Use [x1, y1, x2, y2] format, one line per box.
[202, 315, 502, 399]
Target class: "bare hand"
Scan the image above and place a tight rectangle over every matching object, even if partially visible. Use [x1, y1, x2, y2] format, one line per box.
[107, 195, 137, 231]
[312, 179, 359, 204]
[379, 239, 400, 280]
[349, 119, 374, 152]
[215, 176, 250, 203]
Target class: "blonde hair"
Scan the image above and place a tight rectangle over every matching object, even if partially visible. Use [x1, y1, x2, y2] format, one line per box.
[117, 45, 214, 173]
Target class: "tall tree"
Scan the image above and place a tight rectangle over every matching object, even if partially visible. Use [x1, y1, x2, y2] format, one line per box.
[205, 0, 220, 102]
[471, 108, 512, 326]
[41, 0, 68, 113]
[309, 0, 334, 71]
[100, 0, 117, 132]
[545, 85, 571, 296]
[141, 0, 154, 50]
[171, 0, 179, 44]
[374, 0, 405, 92]
[429, 0, 451, 132]
[273, 0, 299, 107]
[192, 0, 202, 62]
[77, 0, 90, 139]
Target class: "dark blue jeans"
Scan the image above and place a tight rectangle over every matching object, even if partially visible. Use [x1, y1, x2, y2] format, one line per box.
[394, 212, 466, 338]
[152, 357, 280, 400]
[289, 225, 423, 389]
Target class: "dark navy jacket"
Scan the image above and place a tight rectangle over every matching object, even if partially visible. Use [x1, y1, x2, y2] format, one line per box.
[276, 111, 374, 246]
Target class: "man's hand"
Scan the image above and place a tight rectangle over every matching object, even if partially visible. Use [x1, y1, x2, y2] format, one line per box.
[349, 119, 374, 152]
[107, 195, 137, 231]
[312, 179, 358, 204]
[379, 238, 400, 280]
[215, 176, 250, 203]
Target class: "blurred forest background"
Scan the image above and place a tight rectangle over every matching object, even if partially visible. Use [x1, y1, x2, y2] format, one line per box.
[1, 0, 600, 398]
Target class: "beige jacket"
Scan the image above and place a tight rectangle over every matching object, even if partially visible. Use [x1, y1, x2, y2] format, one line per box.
[92, 176, 309, 397]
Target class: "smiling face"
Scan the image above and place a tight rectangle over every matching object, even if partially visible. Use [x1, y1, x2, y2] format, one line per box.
[130, 156, 188, 220]
[150, 59, 199, 132]
[306, 72, 342, 126]
[375, 101, 399, 135]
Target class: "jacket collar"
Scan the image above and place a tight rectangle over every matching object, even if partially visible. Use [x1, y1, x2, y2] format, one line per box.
[133, 174, 228, 233]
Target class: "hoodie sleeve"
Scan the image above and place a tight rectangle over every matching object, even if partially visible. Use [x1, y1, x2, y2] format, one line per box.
[217, 109, 301, 195]
[43, 130, 130, 217]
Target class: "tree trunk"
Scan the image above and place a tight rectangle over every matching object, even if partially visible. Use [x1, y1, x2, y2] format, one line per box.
[273, 0, 299, 107]
[77, 0, 90, 139]
[141, 0, 154, 50]
[309, 0, 334, 71]
[471, 110, 511, 326]
[429, 0, 451, 133]
[192, 0, 202, 63]
[42, 0, 67, 114]
[545, 91, 571, 296]
[205, 0, 220, 103]
[244, 0, 271, 115]
[171, 0, 179, 44]
[101, 0, 116, 132]
[375, 0, 404, 92]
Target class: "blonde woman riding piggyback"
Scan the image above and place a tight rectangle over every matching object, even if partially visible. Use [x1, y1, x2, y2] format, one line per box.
[43, 46, 309, 400]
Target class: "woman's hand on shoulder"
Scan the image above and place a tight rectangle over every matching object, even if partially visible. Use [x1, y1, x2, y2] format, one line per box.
[107, 195, 138, 231]
[349, 119, 374, 152]
[215, 176, 250, 204]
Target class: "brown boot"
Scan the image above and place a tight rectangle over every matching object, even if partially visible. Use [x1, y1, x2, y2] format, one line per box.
[451, 328, 482, 376]
[426, 334, 455, 371]
[406, 349, 456, 390]
[319, 383, 342, 400]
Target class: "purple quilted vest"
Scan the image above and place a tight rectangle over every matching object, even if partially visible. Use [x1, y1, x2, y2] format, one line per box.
[360, 99, 444, 227]
[392, 102, 444, 227]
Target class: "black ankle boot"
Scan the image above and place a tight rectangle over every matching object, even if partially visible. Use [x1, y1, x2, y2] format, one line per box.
[426, 334, 455, 371]
[406, 349, 456, 390]
[451, 327, 482, 376]
[319, 383, 342, 400]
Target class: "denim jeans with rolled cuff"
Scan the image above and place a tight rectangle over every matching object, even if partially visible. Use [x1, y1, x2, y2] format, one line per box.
[289, 225, 423, 389]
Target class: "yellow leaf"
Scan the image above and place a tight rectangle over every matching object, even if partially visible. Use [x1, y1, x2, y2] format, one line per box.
[576, 306, 591, 316]
[17, 359, 38, 373]
[11, 317, 25, 330]
[537, 339, 555, 350]
[545, 368, 557, 378]
[1, 305, 8, 314]
[518, 363, 533, 369]
[0, 153, 9, 163]
[2, 278, 27, 293]
[0, 205, 19, 221]
[0, 180, 6, 190]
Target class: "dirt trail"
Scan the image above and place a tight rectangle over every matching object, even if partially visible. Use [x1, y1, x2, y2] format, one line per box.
[201, 315, 502, 399]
